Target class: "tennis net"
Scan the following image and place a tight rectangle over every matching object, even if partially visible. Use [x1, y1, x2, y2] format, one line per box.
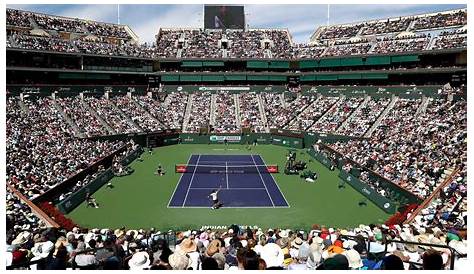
[175, 164, 278, 174]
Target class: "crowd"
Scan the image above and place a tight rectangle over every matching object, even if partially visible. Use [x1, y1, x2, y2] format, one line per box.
[185, 92, 212, 133]
[336, 97, 391, 137]
[323, 42, 373, 57]
[239, 92, 267, 133]
[85, 97, 141, 134]
[360, 17, 412, 36]
[329, 97, 467, 199]
[135, 93, 188, 130]
[212, 91, 239, 133]
[372, 35, 431, 54]
[111, 96, 163, 132]
[7, 8, 131, 39]
[310, 97, 364, 134]
[412, 10, 467, 30]
[55, 96, 109, 137]
[286, 96, 338, 131]
[7, 8, 33, 28]
[6, 221, 467, 270]
[431, 34, 467, 50]
[10, 34, 78, 53]
[263, 93, 315, 129]
[181, 30, 223, 58]
[6, 97, 126, 200]
[6, 8, 466, 59]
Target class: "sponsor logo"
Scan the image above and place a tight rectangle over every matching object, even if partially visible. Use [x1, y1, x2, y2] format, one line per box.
[20, 87, 40, 93]
[362, 188, 371, 195]
[184, 138, 194, 142]
[198, 87, 250, 91]
[210, 135, 241, 142]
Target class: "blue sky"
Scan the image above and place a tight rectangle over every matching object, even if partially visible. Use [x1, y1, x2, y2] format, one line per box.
[7, 4, 466, 44]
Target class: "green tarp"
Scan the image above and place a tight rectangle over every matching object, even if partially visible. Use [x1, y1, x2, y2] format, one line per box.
[391, 55, 419, 62]
[365, 56, 391, 65]
[247, 61, 268, 68]
[181, 61, 203, 67]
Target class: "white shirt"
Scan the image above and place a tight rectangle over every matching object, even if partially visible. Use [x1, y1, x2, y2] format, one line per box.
[210, 192, 218, 200]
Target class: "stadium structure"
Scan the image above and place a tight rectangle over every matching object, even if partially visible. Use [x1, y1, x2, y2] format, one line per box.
[5, 5, 467, 270]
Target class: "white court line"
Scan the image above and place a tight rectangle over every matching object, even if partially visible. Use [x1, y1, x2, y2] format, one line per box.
[168, 206, 289, 209]
[251, 155, 275, 207]
[225, 161, 229, 189]
[257, 155, 291, 208]
[189, 188, 267, 190]
[182, 155, 201, 207]
[167, 154, 192, 208]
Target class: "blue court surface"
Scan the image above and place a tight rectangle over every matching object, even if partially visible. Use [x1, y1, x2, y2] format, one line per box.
[168, 154, 289, 208]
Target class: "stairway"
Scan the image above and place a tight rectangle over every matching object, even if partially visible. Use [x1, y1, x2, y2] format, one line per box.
[131, 97, 165, 127]
[415, 96, 430, 118]
[279, 93, 286, 107]
[181, 94, 194, 131]
[404, 167, 459, 225]
[337, 96, 371, 132]
[427, 36, 438, 50]
[18, 100, 28, 115]
[286, 95, 321, 129]
[81, 100, 117, 135]
[364, 96, 399, 138]
[367, 41, 378, 54]
[109, 101, 143, 132]
[209, 93, 217, 125]
[234, 93, 241, 128]
[257, 94, 270, 133]
[313, 95, 345, 126]
[52, 99, 84, 138]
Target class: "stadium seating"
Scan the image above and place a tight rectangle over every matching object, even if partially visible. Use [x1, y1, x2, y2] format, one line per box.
[6, 8, 466, 59]
[5, 6, 467, 271]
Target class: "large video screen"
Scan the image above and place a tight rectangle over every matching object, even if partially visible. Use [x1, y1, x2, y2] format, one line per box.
[204, 5, 245, 30]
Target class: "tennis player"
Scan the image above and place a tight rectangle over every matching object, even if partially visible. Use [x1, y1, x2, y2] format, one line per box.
[208, 187, 222, 209]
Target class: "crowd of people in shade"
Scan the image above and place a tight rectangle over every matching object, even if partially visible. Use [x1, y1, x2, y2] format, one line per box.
[212, 91, 239, 133]
[328, 97, 466, 200]
[286, 95, 339, 132]
[6, 97, 127, 200]
[6, 8, 466, 59]
[7, 8, 131, 39]
[238, 92, 267, 133]
[6, 220, 467, 270]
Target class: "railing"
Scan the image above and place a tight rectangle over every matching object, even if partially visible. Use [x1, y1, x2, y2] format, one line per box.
[6, 181, 59, 228]
[404, 167, 460, 224]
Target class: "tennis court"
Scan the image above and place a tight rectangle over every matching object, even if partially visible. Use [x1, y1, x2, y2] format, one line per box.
[168, 154, 289, 208]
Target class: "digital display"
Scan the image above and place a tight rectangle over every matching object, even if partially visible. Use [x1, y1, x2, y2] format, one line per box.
[204, 5, 245, 30]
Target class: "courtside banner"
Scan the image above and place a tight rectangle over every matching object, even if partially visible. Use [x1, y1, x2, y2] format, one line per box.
[209, 135, 241, 142]
[198, 86, 251, 91]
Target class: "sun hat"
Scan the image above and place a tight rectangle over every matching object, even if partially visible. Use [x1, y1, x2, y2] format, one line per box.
[169, 251, 190, 270]
[278, 230, 289, 238]
[114, 229, 125, 238]
[31, 241, 54, 259]
[128, 251, 151, 269]
[343, 249, 363, 269]
[449, 240, 467, 255]
[180, 238, 197, 253]
[260, 243, 284, 268]
[291, 237, 303, 249]
[277, 237, 289, 249]
[206, 239, 222, 257]
[12, 231, 31, 245]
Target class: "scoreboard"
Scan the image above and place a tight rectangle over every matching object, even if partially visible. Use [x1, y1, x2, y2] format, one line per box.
[204, 5, 245, 30]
